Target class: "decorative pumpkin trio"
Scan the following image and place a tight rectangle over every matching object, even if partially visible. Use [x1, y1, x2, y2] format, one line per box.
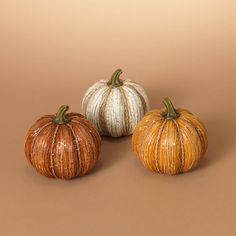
[25, 69, 208, 179]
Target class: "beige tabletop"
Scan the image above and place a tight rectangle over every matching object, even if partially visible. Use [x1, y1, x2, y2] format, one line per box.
[1, 1, 236, 235]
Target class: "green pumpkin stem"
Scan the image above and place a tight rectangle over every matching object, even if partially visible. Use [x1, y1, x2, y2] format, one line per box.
[53, 105, 70, 124]
[107, 69, 123, 87]
[163, 97, 180, 119]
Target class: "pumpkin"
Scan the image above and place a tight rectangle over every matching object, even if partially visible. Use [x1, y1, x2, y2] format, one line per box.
[82, 69, 150, 137]
[25, 105, 101, 179]
[132, 98, 208, 174]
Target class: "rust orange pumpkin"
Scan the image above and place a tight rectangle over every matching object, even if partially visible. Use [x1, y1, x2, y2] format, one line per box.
[25, 105, 101, 179]
[132, 98, 208, 174]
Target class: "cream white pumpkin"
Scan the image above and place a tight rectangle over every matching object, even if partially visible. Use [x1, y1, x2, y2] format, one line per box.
[82, 69, 150, 137]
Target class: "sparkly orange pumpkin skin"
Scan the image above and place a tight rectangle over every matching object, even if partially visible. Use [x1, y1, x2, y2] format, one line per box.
[132, 98, 208, 174]
[25, 106, 101, 179]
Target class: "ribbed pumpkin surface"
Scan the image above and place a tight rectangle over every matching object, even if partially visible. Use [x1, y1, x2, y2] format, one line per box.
[132, 99, 208, 174]
[25, 108, 101, 179]
[82, 69, 150, 137]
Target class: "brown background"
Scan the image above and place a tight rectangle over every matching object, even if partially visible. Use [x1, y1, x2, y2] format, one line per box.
[1, 1, 236, 235]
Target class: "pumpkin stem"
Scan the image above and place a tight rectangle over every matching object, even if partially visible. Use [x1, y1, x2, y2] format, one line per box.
[107, 69, 123, 87]
[163, 97, 180, 119]
[53, 105, 70, 124]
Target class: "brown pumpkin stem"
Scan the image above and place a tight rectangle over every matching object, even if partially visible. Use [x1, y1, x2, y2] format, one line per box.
[107, 69, 123, 87]
[163, 97, 180, 119]
[53, 105, 70, 124]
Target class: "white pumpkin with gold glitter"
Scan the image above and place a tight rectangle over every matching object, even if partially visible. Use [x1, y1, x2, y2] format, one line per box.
[82, 69, 150, 137]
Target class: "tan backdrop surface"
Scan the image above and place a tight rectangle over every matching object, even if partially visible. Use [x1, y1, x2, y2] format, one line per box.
[1, 1, 236, 235]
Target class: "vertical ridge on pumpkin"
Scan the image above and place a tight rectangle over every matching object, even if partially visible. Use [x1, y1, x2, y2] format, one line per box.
[25, 121, 52, 165]
[70, 120, 100, 175]
[158, 120, 182, 174]
[119, 87, 130, 134]
[85, 85, 110, 135]
[132, 110, 163, 158]
[72, 118, 101, 155]
[66, 123, 81, 176]
[177, 118, 202, 172]
[66, 124, 82, 178]
[97, 88, 112, 136]
[181, 114, 208, 155]
[31, 124, 57, 177]
[138, 120, 157, 170]
[153, 119, 167, 173]
[104, 87, 124, 137]
[51, 126, 66, 178]
[49, 125, 60, 178]
[124, 82, 150, 114]
[81, 82, 107, 115]
[123, 85, 146, 134]
[173, 120, 185, 170]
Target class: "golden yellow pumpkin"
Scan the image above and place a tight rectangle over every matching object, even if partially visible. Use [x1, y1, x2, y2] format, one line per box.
[132, 98, 208, 174]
